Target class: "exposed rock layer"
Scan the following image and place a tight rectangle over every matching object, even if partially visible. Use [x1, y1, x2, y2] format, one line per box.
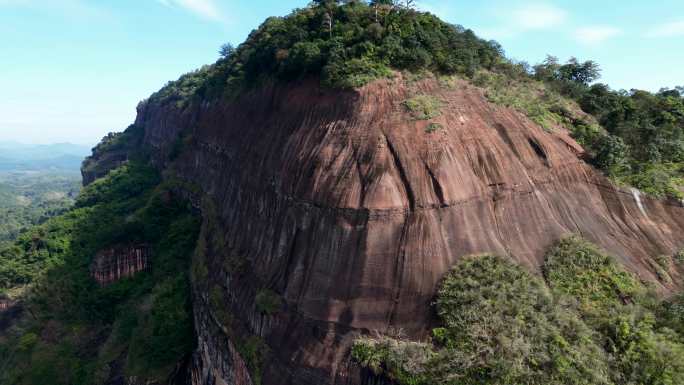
[90, 244, 151, 286]
[0, 295, 21, 332]
[82, 143, 128, 185]
[0, 297, 12, 312]
[122, 76, 684, 385]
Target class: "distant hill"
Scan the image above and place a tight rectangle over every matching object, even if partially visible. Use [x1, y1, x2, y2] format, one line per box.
[0, 142, 91, 171]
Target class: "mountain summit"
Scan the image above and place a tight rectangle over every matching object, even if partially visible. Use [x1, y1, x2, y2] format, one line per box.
[3, 2, 684, 385]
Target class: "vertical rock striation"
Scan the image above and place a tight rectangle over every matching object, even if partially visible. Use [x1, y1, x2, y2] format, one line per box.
[101, 76, 684, 385]
[90, 244, 151, 286]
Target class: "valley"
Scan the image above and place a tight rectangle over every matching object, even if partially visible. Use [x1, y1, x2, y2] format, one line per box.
[0, 170, 81, 243]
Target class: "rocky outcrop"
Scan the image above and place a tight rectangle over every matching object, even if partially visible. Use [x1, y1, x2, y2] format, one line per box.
[82, 139, 128, 185]
[0, 295, 21, 332]
[90, 244, 151, 286]
[126, 75, 684, 385]
[82, 124, 145, 186]
[0, 297, 12, 312]
[190, 293, 253, 385]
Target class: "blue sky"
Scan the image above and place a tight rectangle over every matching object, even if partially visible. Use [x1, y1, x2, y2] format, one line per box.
[0, 0, 682, 145]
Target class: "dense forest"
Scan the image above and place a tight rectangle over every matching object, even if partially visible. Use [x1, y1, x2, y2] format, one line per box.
[0, 141, 87, 244]
[0, 172, 81, 244]
[0, 161, 199, 384]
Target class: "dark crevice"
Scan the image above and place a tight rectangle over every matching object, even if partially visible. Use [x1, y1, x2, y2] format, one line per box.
[425, 163, 446, 207]
[356, 158, 367, 208]
[388, 214, 410, 328]
[384, 134, 415, 211]
[528, 137, 549, 166]
[280, 228, 300, 293]
[494, 123, 521, 159]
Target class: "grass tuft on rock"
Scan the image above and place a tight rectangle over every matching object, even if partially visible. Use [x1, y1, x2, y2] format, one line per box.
[403, 95, 443, 120]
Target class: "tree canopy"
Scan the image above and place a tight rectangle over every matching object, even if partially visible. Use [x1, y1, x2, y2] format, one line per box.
[149, 0, 503, 106]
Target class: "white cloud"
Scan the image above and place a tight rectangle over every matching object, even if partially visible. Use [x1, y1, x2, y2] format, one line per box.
[156, 0, 223, 21]
[421, 2, 568, 40]
[476, 26, 517, 40]
[574, 26, 622, 45]
[511, 3, 567, 30]
[647, 20, 684, 37]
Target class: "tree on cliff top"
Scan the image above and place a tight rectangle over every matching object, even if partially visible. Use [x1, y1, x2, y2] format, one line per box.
[150, 0, 502, 103]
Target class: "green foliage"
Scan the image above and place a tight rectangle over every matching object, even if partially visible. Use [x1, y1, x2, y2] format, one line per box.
[75, 162, 159, 209]
[544, 237, 684, 385]
[403, 95, 443, 120]
[604, 313, 684, 385]
[88, 125, 143, 158]
[323, 57, 394, 88]
[473, 68, 582, 132]
[150, 5, 684, 200]
[354, 238, 684, 385]
[149, 1, 503, 107]
[618, 163, 684, 199]
[0, 160, 200, 385]
[425, 122, 442, 133]
[591, 135, 628, 177]
[660, 293, 684, 336]
[0, 171, 80, 243]
[675, 249, 684, 265]
[530, 56, 684, 198]
[255, 288, 282, 315]
[126, 275, 194, 377]
[210, 285, 233, 326]
[543, 236, 644, 311]
[234, 335, 269, 385]
[650, 255, 674, 284]
[351, 331, 434, 385]
[81, 124, 146, 180]
[468, 52, 684, 199]
[17, 332, 39, 351]
[534, 56, 601, 87]
[433, 255, 610, 385]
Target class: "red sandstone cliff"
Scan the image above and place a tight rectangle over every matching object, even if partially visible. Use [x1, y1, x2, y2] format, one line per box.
[108, 75, 684, 385]
[90, 244, 151, 286]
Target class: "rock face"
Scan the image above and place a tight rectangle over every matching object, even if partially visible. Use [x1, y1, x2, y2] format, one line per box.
[0, 297, 12, 312]
[119, 76, 684, 385]
[90, 244, 151, 286]
[0, 295, 21, 332]
[82, 143, 128, 185]
[82, 126, 145, 186]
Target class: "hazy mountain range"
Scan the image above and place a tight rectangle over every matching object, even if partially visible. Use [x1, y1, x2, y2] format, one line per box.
[0, 141, 92, 172]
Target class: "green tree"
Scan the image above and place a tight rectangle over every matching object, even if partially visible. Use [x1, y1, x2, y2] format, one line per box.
[592, 134, 628, 176]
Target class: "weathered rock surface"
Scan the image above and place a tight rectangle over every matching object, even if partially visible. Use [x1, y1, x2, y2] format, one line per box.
[90, 244, 151, 286]
[82, 144, 128, 186]
[82, 126, 145, 186]
[120, 76, 684, 385]
[0, 295, 21, 332]
[0, 296, 12, 312]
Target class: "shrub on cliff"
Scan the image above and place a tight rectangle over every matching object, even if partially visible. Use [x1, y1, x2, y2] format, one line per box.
[543, 237, 684, 385]
[403, 95, 443, 120]
[542, 236, 644, 313]
[354, 255, 611, 385]
[432, 255, 611, 385]
[354, 239, 684, 385]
